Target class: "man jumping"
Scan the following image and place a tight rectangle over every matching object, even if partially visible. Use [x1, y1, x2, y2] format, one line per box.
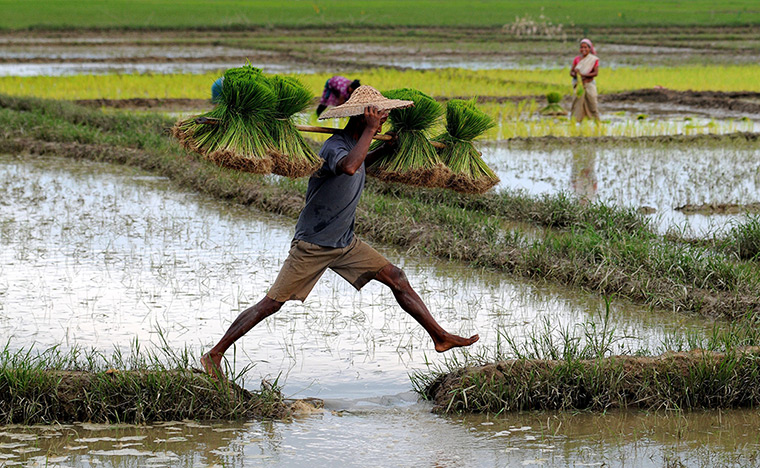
[202, 86, 479, 377]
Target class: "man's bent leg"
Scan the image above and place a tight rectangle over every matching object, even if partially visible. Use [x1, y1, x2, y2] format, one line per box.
[373, 264, 479, 352]
[201, 296, 283, 377]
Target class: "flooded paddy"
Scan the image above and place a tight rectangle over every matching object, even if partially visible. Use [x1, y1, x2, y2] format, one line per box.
[2, 152, 759, 467]
[483, 143, 760, 237]
[2, 30, 758, 78]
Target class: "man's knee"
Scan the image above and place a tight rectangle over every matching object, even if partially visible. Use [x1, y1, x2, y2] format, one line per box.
[378, 264, 410, 291]
[260, 296, 284, 315]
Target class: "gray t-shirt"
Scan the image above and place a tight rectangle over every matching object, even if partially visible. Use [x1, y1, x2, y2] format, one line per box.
[293, 132, 364, 248]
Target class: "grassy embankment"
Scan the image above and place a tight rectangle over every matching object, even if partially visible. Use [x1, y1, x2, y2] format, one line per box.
[0, 340, 289, 424]
[1, 94, 759, 321]
[2, 0, 760, 29]
[413, 305, 760, 413]
[2, 66, 759, 140]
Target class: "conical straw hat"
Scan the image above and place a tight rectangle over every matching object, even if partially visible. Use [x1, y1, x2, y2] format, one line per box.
[318, 85, 414, 120]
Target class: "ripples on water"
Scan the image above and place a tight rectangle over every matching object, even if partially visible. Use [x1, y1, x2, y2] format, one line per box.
[0, 153, 755, 467]
[483, 143, 760, 236]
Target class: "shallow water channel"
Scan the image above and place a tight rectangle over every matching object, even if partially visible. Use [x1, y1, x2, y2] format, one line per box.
[1, 153, 758, 467]
[483, 143, 760, 237]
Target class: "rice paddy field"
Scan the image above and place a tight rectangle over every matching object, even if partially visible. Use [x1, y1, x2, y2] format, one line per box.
[2, 4, 760, 467]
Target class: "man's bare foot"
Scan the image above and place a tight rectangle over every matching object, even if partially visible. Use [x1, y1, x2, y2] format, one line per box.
[434, 333, 480, 353]
[200, 352, 224, 379]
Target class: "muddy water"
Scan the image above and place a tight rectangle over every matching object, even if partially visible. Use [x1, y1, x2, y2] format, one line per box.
[483, 143, 760, 236]
[2, 409, 760, 467]
[2, 32, 756, 77]
[1, 153, 757, 467]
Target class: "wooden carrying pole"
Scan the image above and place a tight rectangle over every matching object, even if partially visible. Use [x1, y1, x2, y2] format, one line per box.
[194, 117, 445, 149]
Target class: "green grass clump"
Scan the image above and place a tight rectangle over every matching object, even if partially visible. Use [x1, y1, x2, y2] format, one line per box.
[369, 88, 449, 188]
[726, 216, 760, 261]
[540, 91, 566, 115]
[413, 306, 760, 413]
[172, 64, 276, 174]
[269, 75, 322, 177]
[434, 99, 499, 194]
[0, 341, 289, 424]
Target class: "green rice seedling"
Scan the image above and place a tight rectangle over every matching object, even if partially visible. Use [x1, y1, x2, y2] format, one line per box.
[368, 88, 449, 188]
[540, 91, 566, 116]
[433, 98, 499, 194]
[268, 75, 322, 178]
[172, 64, 276, 174]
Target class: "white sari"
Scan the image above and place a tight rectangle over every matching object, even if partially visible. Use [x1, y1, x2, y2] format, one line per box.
[574, 53, 598, 76]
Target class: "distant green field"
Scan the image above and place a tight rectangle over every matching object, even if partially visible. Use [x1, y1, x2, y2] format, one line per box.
[2, 65, 758, 100]
[1, 0, 759, 29]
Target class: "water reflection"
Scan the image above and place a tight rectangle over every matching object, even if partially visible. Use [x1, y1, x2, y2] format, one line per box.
[570, 148, 598, 205]
[0, 153, 752, 468]
[483, 143, 760, 236]
[2, 407, 760, 467]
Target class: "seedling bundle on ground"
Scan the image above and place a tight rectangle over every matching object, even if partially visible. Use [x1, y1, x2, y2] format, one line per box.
[540, 91, 566, 116]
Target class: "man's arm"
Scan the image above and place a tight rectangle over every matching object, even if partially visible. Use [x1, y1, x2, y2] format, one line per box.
[365, 132, 396, 167]
[337, 106, 388, 176]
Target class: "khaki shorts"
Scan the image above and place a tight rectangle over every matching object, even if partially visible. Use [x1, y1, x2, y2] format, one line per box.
[266, 236, 391, 302]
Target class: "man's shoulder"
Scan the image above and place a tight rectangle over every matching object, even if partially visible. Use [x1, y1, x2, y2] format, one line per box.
[321, 131, 354, 150]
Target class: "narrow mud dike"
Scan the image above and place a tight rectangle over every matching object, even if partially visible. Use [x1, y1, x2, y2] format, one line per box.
[72, 89, 760, 117]
[0, 368, 299, 424]
[601, 89, 760, 116]
[676, 202, 760, 215]
[422, 347, 760, 413]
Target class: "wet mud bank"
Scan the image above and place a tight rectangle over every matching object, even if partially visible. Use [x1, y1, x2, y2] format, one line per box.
[502, 130, 760, 148]
[422, 347, 760, 413]
[602, 89, 760, 116]
[0, 369, 293, 425]
[73, 89, 760, 117]
[676, 202, 760, 215]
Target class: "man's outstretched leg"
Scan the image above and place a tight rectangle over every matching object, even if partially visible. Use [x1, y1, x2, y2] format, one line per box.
[201, 296, 283, 377]
[374, 264, 479, 352]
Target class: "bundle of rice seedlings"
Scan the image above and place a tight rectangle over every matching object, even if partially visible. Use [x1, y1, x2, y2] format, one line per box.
[368, 88, 450, 188]
[172, 64, 276, 173]
[268, 76, 322, 177]
[540, 91, 566, 116]
[433, 99, 499, 194]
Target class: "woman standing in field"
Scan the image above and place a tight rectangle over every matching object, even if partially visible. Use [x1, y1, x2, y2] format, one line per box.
[570, 38, 600, 122]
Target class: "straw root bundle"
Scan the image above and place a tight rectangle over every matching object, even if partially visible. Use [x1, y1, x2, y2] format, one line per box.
[171, 64, 276, 174]
[368, 88, 450, 188]
[269, 76, 322, 178]
[434, 99, 499, 194]
[540, 92, 566, 116]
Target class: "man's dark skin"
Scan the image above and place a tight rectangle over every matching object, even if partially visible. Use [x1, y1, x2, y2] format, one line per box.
[201, 106, 479, 377]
